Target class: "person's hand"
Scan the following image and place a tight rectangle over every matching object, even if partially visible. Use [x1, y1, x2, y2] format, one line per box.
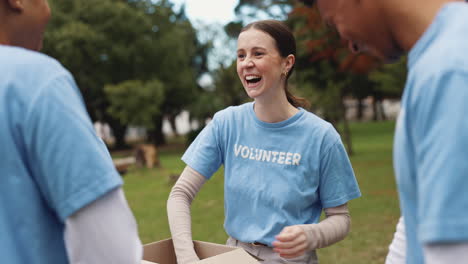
[272, 225, 308, 259]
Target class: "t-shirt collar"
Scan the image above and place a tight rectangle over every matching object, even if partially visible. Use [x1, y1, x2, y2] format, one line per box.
[249, 102, 305, 129]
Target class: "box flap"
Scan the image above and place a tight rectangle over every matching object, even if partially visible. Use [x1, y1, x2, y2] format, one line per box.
[193, 240, 238, 259]
[196, 248, 259, 264]
[141, 260, 158, 264]
[143, 238, 176, 264]
[143, 238, 259, 264]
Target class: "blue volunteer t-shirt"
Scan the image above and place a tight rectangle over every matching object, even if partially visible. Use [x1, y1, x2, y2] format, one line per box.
[394, 3, 468, 264]
[0, 46, 122, 263]
[183, 102, 361, 245]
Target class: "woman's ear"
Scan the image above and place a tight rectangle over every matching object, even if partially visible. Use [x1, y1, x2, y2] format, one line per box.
[284, 54, 295, 73]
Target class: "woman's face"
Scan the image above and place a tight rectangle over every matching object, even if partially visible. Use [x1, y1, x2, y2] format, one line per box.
[236, 28, 290, 100]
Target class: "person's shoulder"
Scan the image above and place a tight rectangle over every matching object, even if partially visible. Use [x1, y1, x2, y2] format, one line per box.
[418, 5, 468, 73]
[444, 5, 468, 71]
[301, 110, 334, 130]
[0, 46, 76, 104]
[301, 110, 340, 142]
[0, 45, 69, 79]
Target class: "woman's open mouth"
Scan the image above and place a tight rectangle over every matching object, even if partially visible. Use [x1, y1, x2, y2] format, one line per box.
[245, 74, 262, 87]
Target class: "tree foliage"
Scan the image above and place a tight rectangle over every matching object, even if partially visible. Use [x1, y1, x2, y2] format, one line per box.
[370, 56, 407, 98]
[105, 79, 165, 129]
[42, 0, 209, 146]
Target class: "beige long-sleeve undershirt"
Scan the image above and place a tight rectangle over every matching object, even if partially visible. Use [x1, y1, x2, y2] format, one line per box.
[167, 166, 351, 264]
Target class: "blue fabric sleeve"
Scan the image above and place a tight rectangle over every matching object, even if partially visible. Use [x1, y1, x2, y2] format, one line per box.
[181, 117, 223, 179]
[319, 132, 361, 208]
[412, 70, 468, 243]
[23, 72, 122, 222]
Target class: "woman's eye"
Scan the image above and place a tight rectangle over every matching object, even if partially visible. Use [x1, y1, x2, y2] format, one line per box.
[254, 52, 264, 57]
[237, 54, 245, 59]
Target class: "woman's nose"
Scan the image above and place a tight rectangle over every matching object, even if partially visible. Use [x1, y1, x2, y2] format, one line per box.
[242, 57, 254, 68]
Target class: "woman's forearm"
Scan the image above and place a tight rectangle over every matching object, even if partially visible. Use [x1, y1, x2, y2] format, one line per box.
[298, 204, 351, 250]
[167, 166, 206, 264]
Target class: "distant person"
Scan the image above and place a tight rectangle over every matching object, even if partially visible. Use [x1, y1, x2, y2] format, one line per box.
[167, 19, 361, 264]
[0, 0, 142, 263]
[300, 0, 468, 263]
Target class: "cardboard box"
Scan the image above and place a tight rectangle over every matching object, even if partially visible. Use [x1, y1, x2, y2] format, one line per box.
[141, 238, 260, 264]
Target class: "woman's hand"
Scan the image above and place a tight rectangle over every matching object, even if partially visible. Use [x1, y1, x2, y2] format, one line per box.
[272, 225, 308, 259]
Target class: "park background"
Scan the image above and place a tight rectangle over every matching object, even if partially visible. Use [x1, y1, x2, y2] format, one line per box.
[43, 0, 406, 263]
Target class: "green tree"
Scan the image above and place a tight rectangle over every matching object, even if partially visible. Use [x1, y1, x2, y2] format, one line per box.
[370, 56, 407, 98]
[43, 0, 209, 147]
[43, 0, 155, 148]
[211, 62, 248, 107]
[104, 80, 165, 130]
[186, 23, 240, 135]
[234, 0, 294, 21]
[131, 0, 209, 144]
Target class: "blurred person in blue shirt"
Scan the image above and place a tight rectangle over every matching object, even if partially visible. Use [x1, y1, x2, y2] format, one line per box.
[300, 0, 468, 263]
[0, 0, 142, 263]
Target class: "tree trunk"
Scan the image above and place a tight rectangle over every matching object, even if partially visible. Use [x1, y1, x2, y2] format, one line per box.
[148, 115, 166, 146]
[110, 122, 127, 150]
[376, 97, 387, 121]
[340, 97, 354, 155]
[168, 114, 179, 137]
[357, 97, 364, 121]
[372, 97, 379, 121]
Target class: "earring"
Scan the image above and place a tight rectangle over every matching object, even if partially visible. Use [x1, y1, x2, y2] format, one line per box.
[283, 70, 288, 77]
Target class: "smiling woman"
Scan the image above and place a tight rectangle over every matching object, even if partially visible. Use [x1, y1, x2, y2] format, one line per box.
[236, 20, 307, 113]
[167, 19, 361, 264]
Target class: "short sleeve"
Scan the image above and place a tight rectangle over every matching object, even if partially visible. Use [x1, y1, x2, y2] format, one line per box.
[181, 117, 223, 179]
[412, 70, 468, 243]
[24, 72, 122, 222]
[319, 133, 361, 208]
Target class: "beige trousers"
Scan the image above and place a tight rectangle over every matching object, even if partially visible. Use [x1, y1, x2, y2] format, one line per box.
[227, 237, 319, 264]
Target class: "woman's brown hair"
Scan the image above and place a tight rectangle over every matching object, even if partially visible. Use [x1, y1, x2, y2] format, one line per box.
[240, 20, 310, 108]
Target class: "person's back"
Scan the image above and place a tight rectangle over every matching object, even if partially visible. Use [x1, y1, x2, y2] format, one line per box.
[0, 0, 142, 262]
[301, 0, 468, 263]
[0, 45, 121, 262]
[394, 2, 468, 263]
[0, 46, 72, 263]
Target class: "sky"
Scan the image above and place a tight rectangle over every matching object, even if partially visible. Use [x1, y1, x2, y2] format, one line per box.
[168, 0, 241, 87]
[170, 0, 239, 25]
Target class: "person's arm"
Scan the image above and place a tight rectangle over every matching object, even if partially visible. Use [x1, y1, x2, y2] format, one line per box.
[385, 216, 406, 264]
[64, 188, 142, 264]
[273, 204, 350, 258]
[22, 65, 141, 261]
[424, 243, 468, 264]
[167, 166, 207, 264]
[410, 70, 468, 246]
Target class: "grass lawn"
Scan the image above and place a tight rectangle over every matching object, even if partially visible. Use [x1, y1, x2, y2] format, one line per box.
[121, 121, 400, 264]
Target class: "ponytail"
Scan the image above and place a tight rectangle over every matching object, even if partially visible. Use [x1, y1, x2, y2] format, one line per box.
[285, 88, 310, 109]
